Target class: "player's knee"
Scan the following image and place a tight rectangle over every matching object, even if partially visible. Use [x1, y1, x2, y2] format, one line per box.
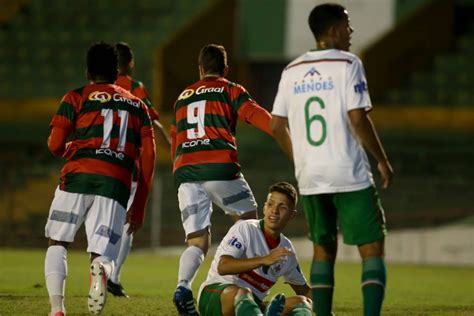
[48, 239, 70, 248]
[313, 243, 337, 261]
[358, 239, 384, 259]
[187, 229, 210, 255]
[239, 210, 258, 220]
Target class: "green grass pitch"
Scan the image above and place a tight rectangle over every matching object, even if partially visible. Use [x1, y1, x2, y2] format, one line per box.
[0, 249, 473, 315]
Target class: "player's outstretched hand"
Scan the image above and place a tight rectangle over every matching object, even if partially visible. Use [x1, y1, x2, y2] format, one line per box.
[125, 211, 143, 235]
[262, 247, 294, 266]
[377, 160, 393, 189]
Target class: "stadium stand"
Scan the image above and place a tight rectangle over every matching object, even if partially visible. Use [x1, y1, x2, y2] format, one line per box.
[0, 0, 208, 98]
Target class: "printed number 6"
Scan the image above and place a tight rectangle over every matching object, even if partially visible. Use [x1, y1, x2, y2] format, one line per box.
[305, 96, 326, 146]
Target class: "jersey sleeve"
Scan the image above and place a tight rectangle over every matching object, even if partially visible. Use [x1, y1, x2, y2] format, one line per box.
[283, 244, 307, 286]
[49, 90, 81, 133]
[271, 70, 289, 118]
[346, 57, 372, 112]
[218, 221, 248, 258]
[133, 82, 160, 121]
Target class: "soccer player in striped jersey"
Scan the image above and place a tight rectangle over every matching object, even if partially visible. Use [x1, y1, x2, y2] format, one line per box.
[107, 42, 171, 298]
[171, 44, 273, 315]
[271, 4, 393, 316]
[44, 42, 156, 315]
[198, 182, 312, 316]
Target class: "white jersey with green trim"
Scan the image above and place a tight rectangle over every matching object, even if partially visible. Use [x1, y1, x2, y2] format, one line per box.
[272, 49, 374, 194]
[198, 219, 306, 301]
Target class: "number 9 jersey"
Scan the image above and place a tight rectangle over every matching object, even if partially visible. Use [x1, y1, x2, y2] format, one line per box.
[272, 49, 374, 194]
[171, 77, 272, 188]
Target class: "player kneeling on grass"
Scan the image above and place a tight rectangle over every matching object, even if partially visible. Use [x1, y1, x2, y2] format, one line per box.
[197, 182, 313, 316]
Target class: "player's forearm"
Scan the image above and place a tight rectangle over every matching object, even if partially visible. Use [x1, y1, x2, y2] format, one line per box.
[129, 138, 156, 224]
[350, 112, 389, 164]
[217, 255, 266, 275]
[47, 127, 68, 157]
[271, 117, 294, 161]
[153, 120, 171, 152]
[238, 103, 272, 136]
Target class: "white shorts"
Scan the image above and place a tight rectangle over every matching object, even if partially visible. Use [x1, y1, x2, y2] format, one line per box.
[45, 187, 126, 259]
[177, 176, 257, 236]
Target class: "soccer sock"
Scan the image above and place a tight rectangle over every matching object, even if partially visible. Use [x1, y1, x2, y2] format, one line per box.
[45, 245, 67, 313]
[288, 303, 312, 316]
[234, 291, 262, 316]
[176, 246, 204, 289]
[310, 260, 334, 316]
[361, 256, 386, 316]
[110, 224, 134, 283]
[92, 255, 114, 279]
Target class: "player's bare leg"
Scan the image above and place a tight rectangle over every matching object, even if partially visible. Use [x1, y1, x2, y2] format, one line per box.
[358, 239, 386, 316]
[173, 228, 209, 315]
[230, 209, 258, 222]
[220, 286, 262, 315]
[45, 240, 69, 316]
[311, 242, 337, 316]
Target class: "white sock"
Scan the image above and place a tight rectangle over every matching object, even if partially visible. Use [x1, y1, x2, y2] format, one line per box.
[45, 245, 67, 313]
[110, 223, 133, 283]
[177, 246, 204, 290]
[92, 255, 114, 279]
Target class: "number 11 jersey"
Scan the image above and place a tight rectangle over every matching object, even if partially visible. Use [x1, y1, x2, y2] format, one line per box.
[272, 49, 374, 194]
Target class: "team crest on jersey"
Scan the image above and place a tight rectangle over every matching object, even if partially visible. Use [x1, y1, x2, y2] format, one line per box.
[304, 67, 321, 77]
[178, 89, 194, 100]
[89, 91, 111, 103]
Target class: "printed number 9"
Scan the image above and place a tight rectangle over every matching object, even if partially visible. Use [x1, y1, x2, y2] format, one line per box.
[305, 96, 326, 146]
[187, 101, 206, 139]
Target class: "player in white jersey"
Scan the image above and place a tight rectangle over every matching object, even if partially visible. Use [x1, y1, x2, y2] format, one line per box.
[271, 4, 393, 316]
[197, 182, 312, 316]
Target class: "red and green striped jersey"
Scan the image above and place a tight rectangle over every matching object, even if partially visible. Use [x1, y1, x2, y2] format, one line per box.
[171, 77, 271, 187]
[49, 83, 154, 208]
[116, 75, 160, 121]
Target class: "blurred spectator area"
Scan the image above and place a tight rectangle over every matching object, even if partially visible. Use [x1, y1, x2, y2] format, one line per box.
[0, 0, 473, 247]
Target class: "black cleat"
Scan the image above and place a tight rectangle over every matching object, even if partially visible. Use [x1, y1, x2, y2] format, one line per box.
[107, 280, 129, 298]
[173, 286, 199, 316]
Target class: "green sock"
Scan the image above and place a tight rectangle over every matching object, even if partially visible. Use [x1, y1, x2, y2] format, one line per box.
[311, 260, 334, 316]
[361, 257, 386, 316]
[234, 292, 262, 316]
[288, 302, 312, 316]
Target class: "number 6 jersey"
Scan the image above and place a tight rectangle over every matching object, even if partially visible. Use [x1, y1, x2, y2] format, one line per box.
[272, 49, 374, 194]
[171, 77, 272, 188]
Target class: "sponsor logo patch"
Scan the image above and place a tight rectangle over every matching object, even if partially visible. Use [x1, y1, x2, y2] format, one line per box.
[89, 91, 111, 103]
[178, 89, 194, 100]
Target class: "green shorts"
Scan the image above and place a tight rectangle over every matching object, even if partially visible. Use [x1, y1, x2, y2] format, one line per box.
[198, 283, 231, 316]
[302, 186, 386, 245]
[198, 283, 264, 316]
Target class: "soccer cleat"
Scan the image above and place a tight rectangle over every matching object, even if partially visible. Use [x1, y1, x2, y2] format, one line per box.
[49, 312, 65, 316]
[172, 286, 199, 316]
[88, 262, 107, 314]
[264, 293, 286, 316]
[107, 280, 129, 298]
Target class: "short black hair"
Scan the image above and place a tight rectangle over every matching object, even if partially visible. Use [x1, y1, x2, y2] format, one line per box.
[115, 42, 134, 69]
[269, 182, 298, 208]
[87, 41, 118, 82]
[198, 44, 227, 76]
[308, 3, 347, 40]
